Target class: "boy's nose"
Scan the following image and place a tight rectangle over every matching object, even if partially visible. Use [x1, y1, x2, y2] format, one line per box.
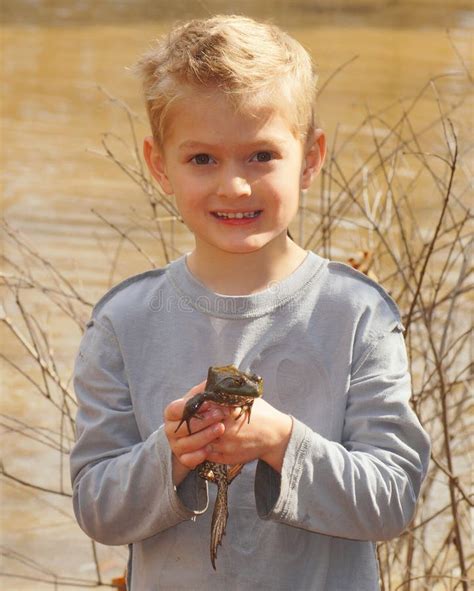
[216, 171, 251, 199]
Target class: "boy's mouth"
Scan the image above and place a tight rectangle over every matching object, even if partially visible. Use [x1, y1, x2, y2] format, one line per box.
[211, 210, 262, 220]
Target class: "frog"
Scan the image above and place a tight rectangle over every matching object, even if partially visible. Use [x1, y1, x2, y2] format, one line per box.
[175, 365, 263, 570]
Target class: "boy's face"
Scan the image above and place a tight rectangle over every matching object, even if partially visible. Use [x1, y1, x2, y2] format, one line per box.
[144, 90, 325, 258]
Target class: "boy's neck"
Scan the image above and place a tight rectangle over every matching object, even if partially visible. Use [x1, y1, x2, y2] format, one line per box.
[186, 235, 308, 296]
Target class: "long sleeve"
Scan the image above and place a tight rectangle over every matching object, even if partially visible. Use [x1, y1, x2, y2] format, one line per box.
[255, 324, 430, 541]
[70, 317, 207, 546]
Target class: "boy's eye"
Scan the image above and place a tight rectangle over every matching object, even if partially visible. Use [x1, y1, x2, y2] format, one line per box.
[192, 153, 212, 165]
[251, 151, 273, 163]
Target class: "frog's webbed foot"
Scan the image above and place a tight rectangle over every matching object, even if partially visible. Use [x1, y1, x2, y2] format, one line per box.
[235, 400, 254, 423]
[174, 392, 207, 435]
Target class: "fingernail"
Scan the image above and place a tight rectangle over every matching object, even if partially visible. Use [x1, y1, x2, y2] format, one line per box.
[212, 423, 223, 434]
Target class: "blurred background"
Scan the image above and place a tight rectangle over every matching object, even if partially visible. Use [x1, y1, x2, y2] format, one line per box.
[1, 1, 472, 589]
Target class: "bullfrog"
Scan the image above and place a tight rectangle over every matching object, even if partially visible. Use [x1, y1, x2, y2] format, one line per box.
[175, 365, 263, 570]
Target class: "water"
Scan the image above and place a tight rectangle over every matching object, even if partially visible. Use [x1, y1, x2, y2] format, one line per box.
[1, 1, 472, 588]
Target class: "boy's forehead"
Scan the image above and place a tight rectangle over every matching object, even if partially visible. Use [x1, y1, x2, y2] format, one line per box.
[162, 88, 300, 145]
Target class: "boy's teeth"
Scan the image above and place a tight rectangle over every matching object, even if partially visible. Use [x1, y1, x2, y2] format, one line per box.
[215, 211, 259, 219]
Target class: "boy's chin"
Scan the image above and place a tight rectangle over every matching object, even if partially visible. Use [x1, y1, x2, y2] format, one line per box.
[213, 236, 285, 256]
[216, 242, 265, 256]
[195, 230, 288, 257]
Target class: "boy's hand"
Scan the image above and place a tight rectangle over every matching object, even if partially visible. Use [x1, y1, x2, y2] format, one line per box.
[203, 399, 293, 473]
[164, 380, 227, 484]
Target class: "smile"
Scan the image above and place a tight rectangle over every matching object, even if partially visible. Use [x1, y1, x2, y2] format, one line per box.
[212, 210, 262, 219]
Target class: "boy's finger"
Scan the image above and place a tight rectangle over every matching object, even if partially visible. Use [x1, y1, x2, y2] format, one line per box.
[202, 449, 226, 464]
[165, 407, 226, 439]
[178, 448, 208, 470]
[174, 421, 225, 455]
[173, 410, 224, 438]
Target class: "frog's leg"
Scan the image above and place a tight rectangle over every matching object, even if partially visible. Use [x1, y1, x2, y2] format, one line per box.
[227, 463, 244, 483]
[174, 392, 209, 435]
[235, 400, 254, 423]
[209, 464, 243, 570]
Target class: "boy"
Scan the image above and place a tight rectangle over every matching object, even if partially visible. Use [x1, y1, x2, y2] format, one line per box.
[71, 15, 430, 590]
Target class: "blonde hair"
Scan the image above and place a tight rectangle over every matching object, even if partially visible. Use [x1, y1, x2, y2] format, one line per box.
[133, 15, 318, 145]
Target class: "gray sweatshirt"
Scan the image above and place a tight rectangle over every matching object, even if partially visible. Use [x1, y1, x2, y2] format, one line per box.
[71, 251, 430, 590]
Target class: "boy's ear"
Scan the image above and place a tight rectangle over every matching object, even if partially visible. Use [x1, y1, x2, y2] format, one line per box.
[143, 136, 174, 195]
[301, 129, 326, 190]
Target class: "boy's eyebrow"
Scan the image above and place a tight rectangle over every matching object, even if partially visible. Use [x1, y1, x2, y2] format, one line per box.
[178, 141, 213, 151]
[178, 136, 291, 151]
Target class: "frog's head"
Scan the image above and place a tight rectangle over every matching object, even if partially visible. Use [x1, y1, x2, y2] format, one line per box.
[206, 365, 263, 398]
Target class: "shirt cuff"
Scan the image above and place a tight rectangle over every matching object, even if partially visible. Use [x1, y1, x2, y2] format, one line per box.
[255, 417, 310, 519]
[175, 469, 208, 514]
[155, 427, 208, 518]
